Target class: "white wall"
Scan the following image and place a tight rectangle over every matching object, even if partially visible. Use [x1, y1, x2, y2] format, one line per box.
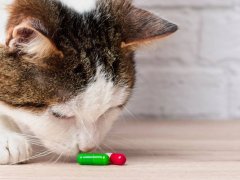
[0, 0, 13, 43]
[129, 0, 240, 120]
[0, 0, 239, 120]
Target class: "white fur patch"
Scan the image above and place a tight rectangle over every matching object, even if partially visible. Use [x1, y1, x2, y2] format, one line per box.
[48, 66, 129, 152]
[0, 0, 14, 43]
[60, 0, 97, 13]
[0, 66, 129, 157]
[52, 67, 128, 121]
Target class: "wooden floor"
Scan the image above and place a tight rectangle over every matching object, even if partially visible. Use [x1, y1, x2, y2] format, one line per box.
[1, 119, 240, 180]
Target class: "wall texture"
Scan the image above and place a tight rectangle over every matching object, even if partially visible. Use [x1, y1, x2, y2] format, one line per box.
[0, 0, 240, 120]
[128, 0, 240, 120]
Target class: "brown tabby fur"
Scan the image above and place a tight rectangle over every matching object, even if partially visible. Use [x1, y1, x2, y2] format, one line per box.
[0, 0, 177, 112]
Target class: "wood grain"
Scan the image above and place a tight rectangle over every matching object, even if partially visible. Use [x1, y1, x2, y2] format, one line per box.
[1, 119, 240, 180]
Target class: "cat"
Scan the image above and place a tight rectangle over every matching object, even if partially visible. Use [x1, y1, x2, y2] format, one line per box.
[0, 0, 177, 165]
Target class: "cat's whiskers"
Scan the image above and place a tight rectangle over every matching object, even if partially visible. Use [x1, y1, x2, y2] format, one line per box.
[101, 143, 115, 152]
[105, 135, 139, 150]
[123, 106, 137, 120]
[52, 152, 64, 164]
[14, 131, 75, 156]
[13, 132, 38, 139]
[11, 149, 54, 165]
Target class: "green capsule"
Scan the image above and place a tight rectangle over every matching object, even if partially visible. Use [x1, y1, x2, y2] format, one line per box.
[77, 153, 110, 166]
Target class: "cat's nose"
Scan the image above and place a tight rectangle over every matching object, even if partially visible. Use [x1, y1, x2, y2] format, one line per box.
[79, 146, 96, 153]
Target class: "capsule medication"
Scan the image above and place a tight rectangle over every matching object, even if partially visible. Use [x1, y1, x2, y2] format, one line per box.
[77, 153, 110, 165]
[77, 153, 127, 166]
[110, 153, 127, 165]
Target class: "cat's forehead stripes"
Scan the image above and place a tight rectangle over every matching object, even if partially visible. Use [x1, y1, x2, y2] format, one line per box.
[59, 0, 97, 14]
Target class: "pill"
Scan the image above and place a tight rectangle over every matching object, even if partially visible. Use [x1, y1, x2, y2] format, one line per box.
[109, 153, 127, 165]
[77, 153, 110, 166]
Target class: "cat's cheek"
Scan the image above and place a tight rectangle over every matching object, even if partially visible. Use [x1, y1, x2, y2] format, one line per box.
[97, 107, 122, 141]
[29, 115, 79, 156]
[40, 138, 79, 157]
[0, 103, 76, 156]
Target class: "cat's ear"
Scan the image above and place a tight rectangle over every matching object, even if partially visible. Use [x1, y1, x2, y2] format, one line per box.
[121, 7, 178, 49]
[6, 20, 63, 60]
[5, 0, 63, 61]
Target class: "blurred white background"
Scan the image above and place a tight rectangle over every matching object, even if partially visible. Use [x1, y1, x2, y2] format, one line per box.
[0, 0, 240, 120]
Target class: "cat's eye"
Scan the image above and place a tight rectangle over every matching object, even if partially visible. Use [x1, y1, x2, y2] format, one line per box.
[107, 105, 124, 112]
[51, 111, 74, 119]
[50, 105, 124, 120]
[52, 111, 62, 118]
[117, 105, 124, 110]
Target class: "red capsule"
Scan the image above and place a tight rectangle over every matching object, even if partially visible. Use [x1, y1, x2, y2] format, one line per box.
[110, 153, 127, 165]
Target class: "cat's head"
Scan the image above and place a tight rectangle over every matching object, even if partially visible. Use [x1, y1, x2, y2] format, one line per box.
[0, 0, 177, 156]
